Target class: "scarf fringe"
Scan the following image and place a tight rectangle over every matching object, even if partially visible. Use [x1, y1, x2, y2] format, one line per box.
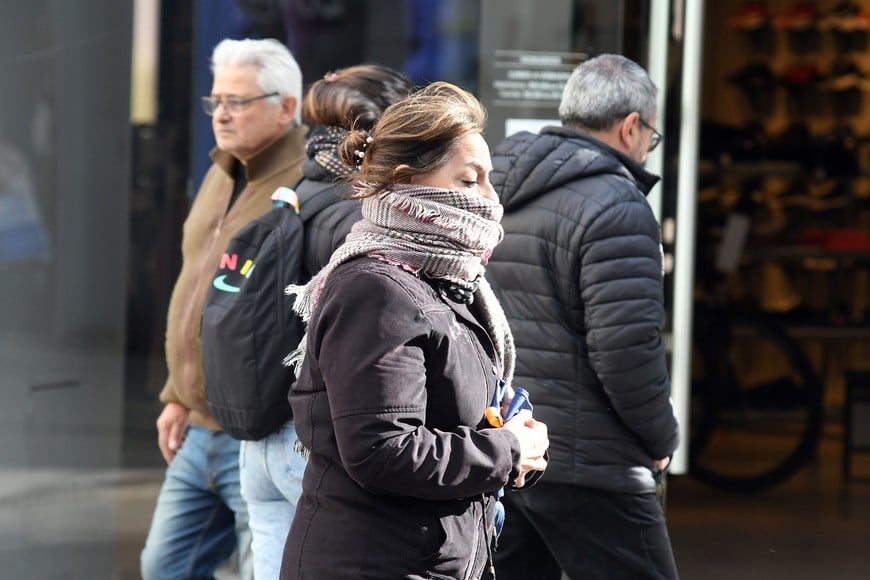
[381, 191, 472, 232]
[285, 282, 314, 322]
[284, 282, 313, 378]
[386, 192, 443, 224]
[282, 332, 307, 378]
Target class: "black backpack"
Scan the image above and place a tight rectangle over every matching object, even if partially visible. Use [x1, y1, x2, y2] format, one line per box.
[201, 180, 334, 440]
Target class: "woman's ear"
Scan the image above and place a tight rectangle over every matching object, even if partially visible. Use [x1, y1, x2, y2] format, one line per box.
[394, 164, 414, 183]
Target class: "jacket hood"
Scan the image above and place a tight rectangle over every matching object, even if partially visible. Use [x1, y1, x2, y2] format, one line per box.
[491, 125, 660, 211]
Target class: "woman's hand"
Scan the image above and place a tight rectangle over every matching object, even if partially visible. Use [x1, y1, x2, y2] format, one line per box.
[503, 409, 549, 487]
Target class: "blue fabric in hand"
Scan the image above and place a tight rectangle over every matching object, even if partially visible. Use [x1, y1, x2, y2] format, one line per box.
[487, 379, 533, 537]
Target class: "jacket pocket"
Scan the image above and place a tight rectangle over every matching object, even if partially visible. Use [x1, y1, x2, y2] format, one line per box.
[419, 500, 481, 579]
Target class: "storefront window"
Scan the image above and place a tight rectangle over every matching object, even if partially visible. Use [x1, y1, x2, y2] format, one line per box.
[478, 0, 650, 144]
[0, 1, 133, 576]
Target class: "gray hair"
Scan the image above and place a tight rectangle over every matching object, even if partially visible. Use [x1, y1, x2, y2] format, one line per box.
[558, 54, 657, 130]
[211, 38, 303, 124]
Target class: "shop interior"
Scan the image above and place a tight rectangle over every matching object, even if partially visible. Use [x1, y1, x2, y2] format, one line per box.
[685, 0, 870, 497]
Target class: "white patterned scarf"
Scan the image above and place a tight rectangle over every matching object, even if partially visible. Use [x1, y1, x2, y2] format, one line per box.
[284, 182, 515, 385]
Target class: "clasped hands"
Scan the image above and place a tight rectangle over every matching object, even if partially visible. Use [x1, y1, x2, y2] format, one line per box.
[498, 386, 549, 487]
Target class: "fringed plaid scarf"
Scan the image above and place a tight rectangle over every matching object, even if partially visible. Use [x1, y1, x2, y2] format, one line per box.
[285, 183, 515, 386]
[306, 125, 355, 179]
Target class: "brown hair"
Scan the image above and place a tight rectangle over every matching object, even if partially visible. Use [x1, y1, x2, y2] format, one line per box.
[338, 81, 486, 197]
[302, 64, 412, 131]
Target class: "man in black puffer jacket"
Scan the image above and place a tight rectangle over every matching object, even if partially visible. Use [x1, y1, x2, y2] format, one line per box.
[487, 54, 680, 580]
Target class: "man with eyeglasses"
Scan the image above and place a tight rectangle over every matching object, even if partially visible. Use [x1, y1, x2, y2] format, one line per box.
[486, 54, 680, 579]
[141, 37, 305, 580]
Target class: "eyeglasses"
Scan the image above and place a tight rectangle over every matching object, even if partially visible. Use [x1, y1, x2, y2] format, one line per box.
[201, 92, 279, 116]
[638, 117, 663, 153]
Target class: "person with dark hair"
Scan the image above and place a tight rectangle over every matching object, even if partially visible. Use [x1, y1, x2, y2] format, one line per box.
[487, 53, 680, 579]
[238, 64, 413, 580]
[279, 82, 549, 580]
[295, 65, 416, 267]
[141, 38, 305, 580]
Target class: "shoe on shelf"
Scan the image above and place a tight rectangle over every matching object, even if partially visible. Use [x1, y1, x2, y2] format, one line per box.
[820, 60, 870, 91]
[729, 3, 768, 30]
[817, 0, 861, 30]
[820, 1, 870, 31]
[779, 62, 821, 88]
[773, 3, 819, 30]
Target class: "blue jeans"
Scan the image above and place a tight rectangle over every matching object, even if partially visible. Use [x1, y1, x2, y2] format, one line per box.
[141, 425, 252, 580]
[240, 420, 307, 580]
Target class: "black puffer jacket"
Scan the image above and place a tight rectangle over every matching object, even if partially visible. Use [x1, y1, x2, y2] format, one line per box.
[296, 158, 361, 273]
[487, 126, 680, 495]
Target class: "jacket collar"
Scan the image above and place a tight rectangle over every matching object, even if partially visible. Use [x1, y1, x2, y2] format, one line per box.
[441, 293, 500, 369]
[541, 125, 660, 195]
[210, 124, 308, 184]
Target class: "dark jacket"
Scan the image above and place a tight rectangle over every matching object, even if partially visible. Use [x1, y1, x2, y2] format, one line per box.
[282, 257, 521, 580]
[486, 126, 680, 495]
[296, 158, 361, 274]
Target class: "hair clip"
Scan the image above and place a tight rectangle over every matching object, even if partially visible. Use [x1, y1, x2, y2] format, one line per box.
[353, 134, 373, 167]
[353, 149, 365, 166]
[324, 72, 338, 82]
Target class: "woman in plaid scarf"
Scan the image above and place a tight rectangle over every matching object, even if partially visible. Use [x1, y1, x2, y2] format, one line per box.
[281, 82, 549, 580]
[240, 64, 413, 580]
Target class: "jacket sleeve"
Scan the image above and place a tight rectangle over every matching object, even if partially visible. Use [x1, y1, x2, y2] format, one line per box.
[310, 267, 520, 500]
[579, 196, 679, 459]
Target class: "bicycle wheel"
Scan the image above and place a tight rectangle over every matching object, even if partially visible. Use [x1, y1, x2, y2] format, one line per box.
[689, 307, 825, 492]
